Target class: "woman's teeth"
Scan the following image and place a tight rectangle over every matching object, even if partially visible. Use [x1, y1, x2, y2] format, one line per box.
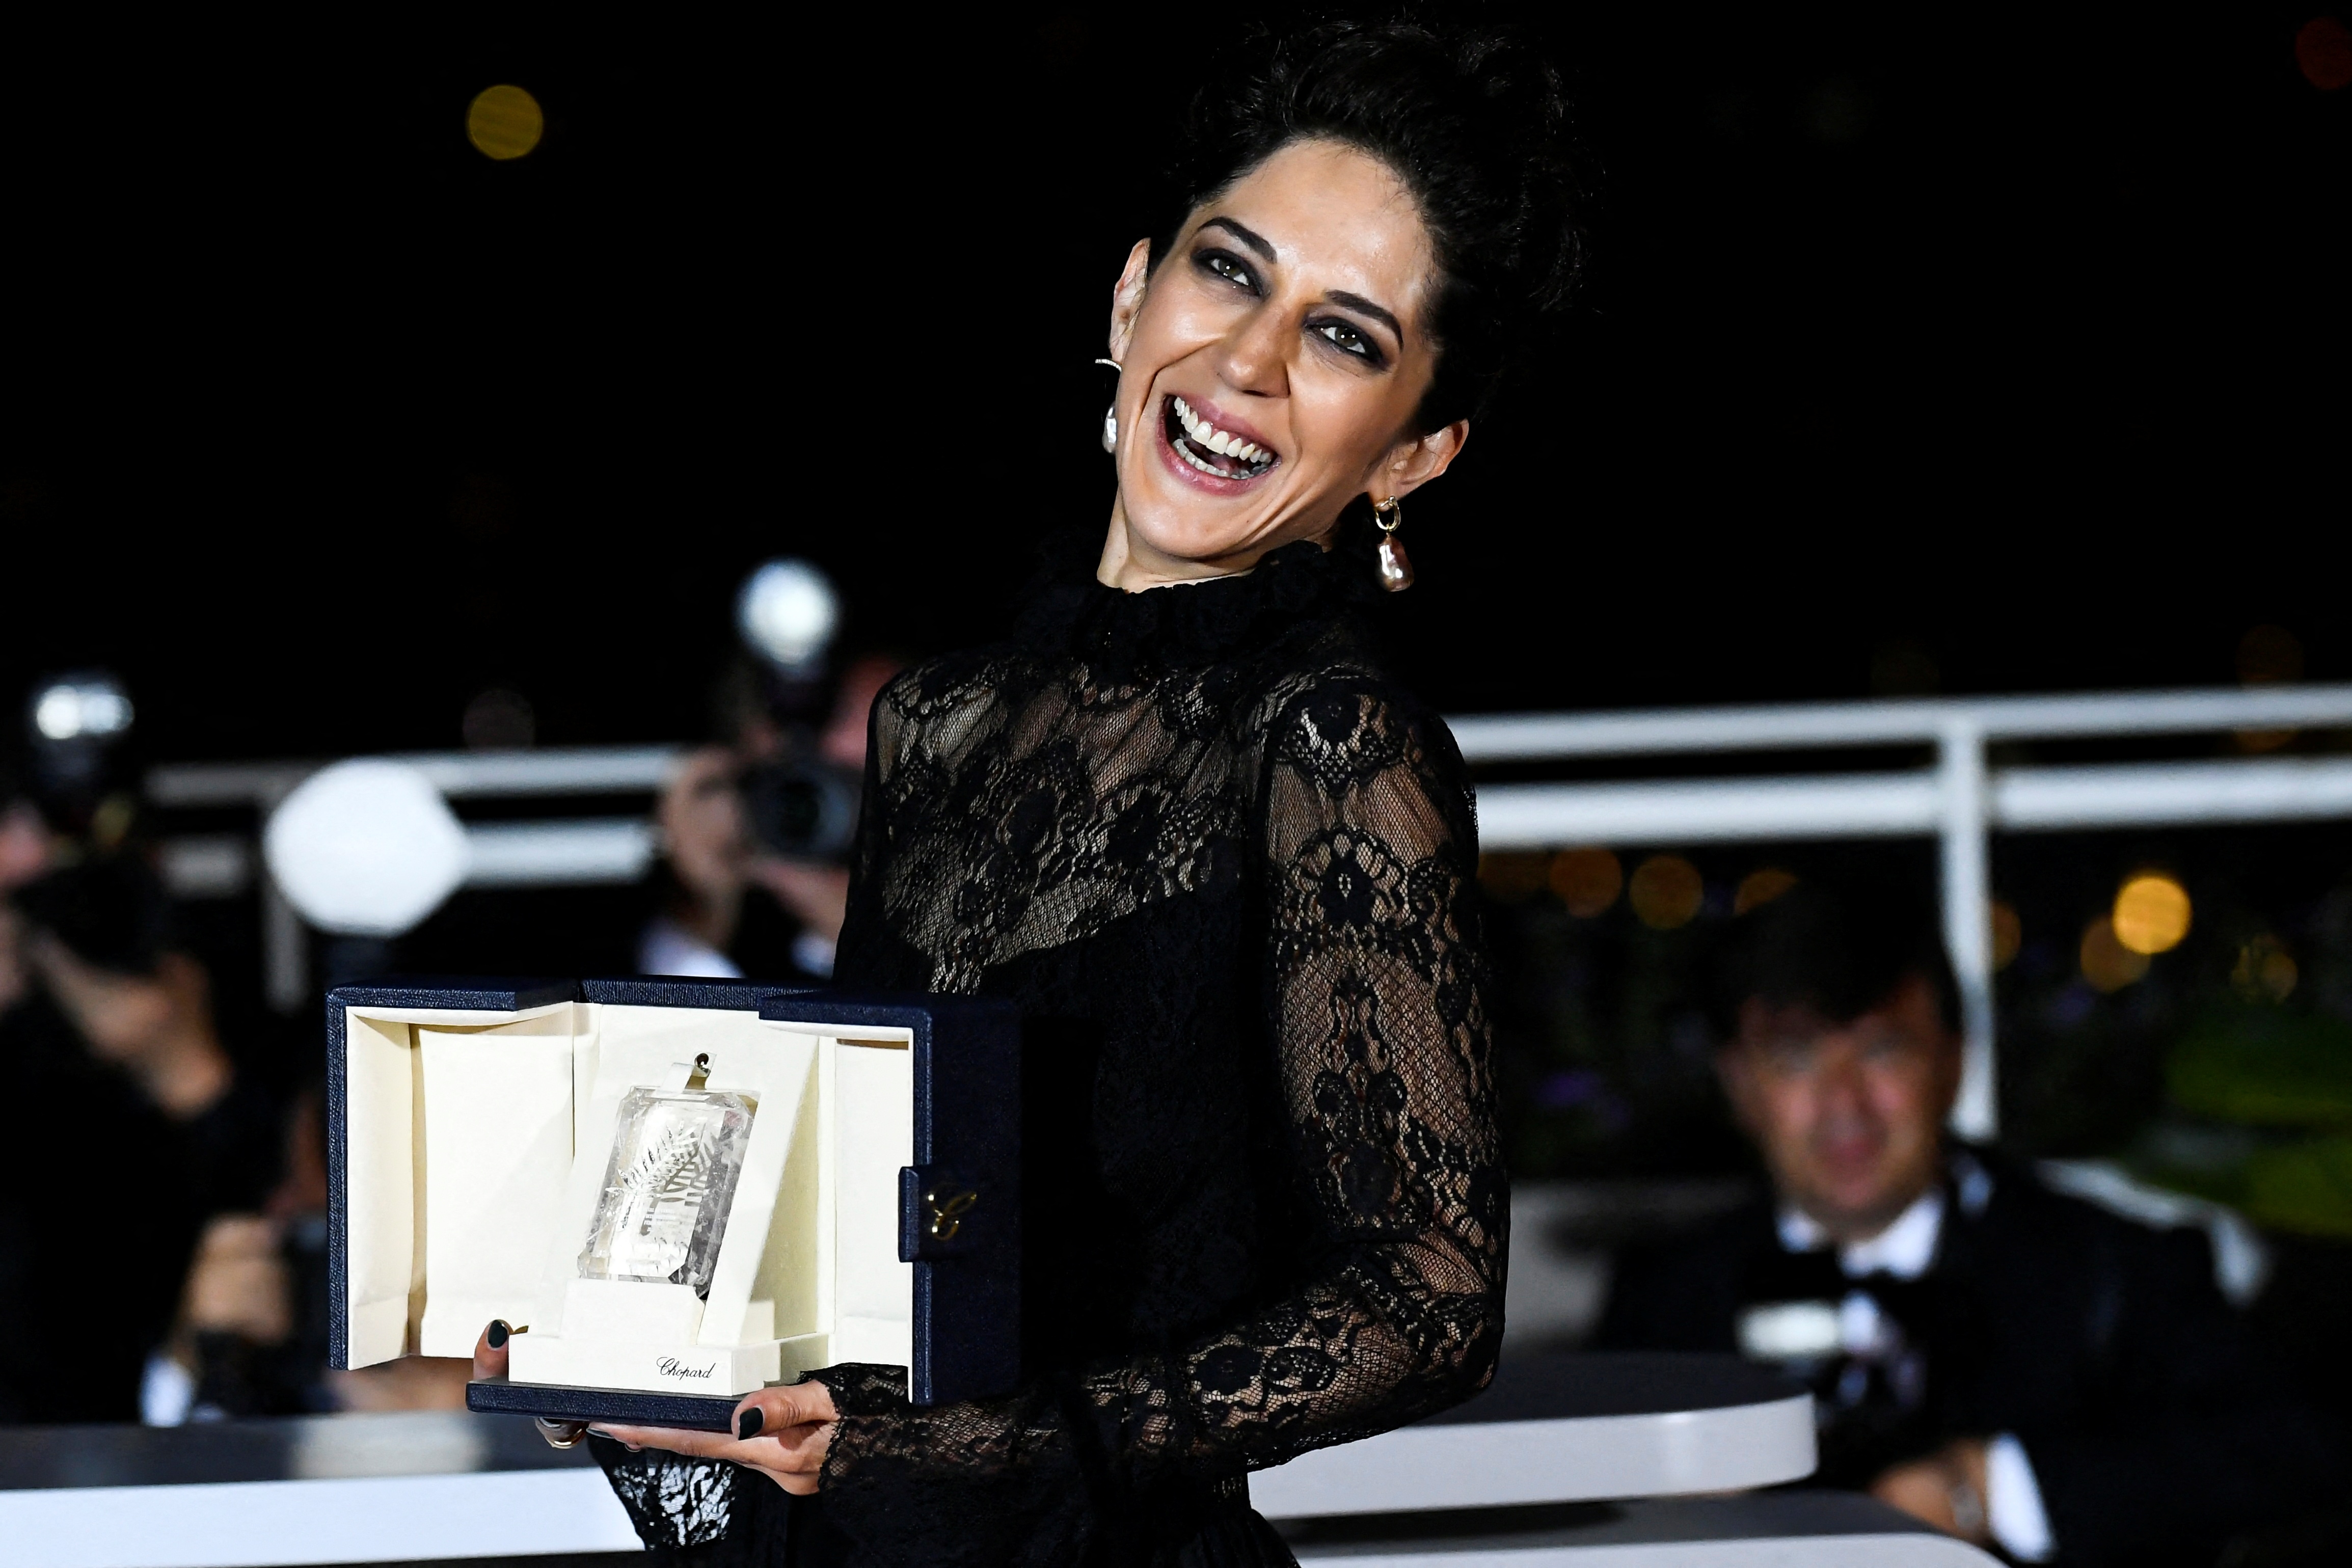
[1169, 396, 1275, 477]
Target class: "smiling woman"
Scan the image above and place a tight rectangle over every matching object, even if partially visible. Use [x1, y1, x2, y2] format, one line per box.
[1099, 31, 1581, 592]
[563, 17, 1586, 1568]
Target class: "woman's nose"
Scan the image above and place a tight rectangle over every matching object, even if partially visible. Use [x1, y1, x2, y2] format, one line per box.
[1212, 308, 1290, 397]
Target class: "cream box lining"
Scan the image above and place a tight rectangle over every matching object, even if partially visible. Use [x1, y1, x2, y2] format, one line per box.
[341, 1001, 914, 1397]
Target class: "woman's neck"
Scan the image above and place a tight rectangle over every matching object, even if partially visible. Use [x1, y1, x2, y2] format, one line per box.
[1095, 503, 1329, 592]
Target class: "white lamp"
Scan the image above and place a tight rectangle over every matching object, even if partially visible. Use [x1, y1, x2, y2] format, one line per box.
[263, 760, 470, 936]
[736, 559, 840, 673]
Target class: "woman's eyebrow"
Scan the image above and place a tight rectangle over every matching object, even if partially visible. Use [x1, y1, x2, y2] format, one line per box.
[1199, 216, 1278, 263]
[1327, 290, 1403, 344]
[1197, 218, 1405, 345]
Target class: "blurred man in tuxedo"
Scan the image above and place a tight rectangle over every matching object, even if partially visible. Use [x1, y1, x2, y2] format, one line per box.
[1598, 881, 2343, 1566]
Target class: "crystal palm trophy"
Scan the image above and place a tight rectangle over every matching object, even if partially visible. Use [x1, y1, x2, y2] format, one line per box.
[578, 1055, 758, 1297]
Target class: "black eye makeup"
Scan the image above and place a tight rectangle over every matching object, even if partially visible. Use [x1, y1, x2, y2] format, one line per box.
[1310, 317, 1386, 367]
[1189, 237, 1395, 370]
[1194, 248, 1260, 294]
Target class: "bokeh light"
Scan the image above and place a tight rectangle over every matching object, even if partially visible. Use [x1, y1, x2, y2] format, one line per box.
[1992, 900, 2022, 970]
[1629, 854, 1704, 930]
[264, 760, 469, 936]
[2236, 624, 2304, 685]
[2233, 935, 2299, 1002]
[737, 558, 841, 672]
[1477, 852, 1549, 904]
[467, 85, 545, 160]
[1550, 848, 1624, 917]
[2297, 16, 2352, 91]
[2113, 873, 2192, 955]
[31, 675, 133, 741]
[1734, 867, 1798, 915]
[2080, 916, 2151, 992]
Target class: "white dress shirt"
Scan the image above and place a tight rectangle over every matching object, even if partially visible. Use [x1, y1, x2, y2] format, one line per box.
[1778, 1189, 2057, 1561]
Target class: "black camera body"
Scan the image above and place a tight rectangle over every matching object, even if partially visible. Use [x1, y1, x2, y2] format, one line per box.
[742, 754, 860, 861]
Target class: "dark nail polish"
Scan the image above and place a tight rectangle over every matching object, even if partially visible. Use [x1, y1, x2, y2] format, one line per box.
[737, 1407, 764, 1440]
[487, 1320, 509, 1349]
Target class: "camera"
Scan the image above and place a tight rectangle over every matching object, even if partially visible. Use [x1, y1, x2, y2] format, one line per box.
[741, 755, 859, 861]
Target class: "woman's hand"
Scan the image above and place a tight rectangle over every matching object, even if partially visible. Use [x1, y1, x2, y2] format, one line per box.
[1871, 1438, 1992, 1543]
[599, 1383, 840, 1495]
[473, 1320, 590, 1449]
[472, 1321, 837, 1494]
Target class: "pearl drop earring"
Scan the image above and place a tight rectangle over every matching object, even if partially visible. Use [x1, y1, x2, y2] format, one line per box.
[1094, 358, 1121, 453]
[1373, 497, 1414, 591]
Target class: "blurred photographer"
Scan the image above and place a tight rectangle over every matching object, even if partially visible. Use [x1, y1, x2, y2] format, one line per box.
[0, 862, 207, 1420]
[638, 651, 898, 983]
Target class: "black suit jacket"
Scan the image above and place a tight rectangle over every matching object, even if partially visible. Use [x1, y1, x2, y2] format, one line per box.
[1598, 1152, 2343, 1566]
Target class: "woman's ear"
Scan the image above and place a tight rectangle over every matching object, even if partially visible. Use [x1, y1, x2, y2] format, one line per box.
[1366, 418, 1471, 504]
[1107, 239, 1152, 364]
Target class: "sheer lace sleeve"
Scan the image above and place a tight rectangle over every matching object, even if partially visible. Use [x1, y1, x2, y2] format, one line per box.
[807, 677, 1505, 1557]
[1185, 679, 1507, 1456]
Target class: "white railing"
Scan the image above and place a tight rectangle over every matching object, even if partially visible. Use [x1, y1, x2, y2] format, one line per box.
[1461, 685, 2352, 1138]
[149, 685, 2352, 1137]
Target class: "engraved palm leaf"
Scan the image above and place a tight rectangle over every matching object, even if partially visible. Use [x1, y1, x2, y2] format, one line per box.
[618, 1122, 712, 1232]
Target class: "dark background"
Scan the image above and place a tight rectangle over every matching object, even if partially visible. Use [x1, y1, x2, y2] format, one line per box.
[4, 1, 2349, 1430]
[4, 5, 2345, 766]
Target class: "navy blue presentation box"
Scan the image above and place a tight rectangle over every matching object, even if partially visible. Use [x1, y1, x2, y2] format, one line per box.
[326, 978, 1018, 1431]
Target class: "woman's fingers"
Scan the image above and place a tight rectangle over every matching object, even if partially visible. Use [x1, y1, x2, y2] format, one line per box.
[535, 1418, 591, 1449]
[593, 1423, 740, 1459]
[733, 1379, 839, 1438]
[471, 1324, 582, 1451]
[471, 1320, 512, 1382]
[594, 1415, 830, 1468]
[596, 1381, 839, 1495]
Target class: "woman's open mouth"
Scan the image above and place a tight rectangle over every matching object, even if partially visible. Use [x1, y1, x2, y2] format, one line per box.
[1160, 394, 1278, 484]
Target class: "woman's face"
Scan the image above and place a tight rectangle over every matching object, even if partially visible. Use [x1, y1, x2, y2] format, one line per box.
[1101, 138, 1468, 588]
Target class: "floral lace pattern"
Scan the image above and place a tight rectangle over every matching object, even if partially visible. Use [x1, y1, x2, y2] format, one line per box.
[599, 536, 1504, 1566]
[594, 1435, 742, 1555]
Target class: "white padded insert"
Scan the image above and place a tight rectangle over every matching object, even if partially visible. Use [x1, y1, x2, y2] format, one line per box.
[416, 1013, 579, 1356]
[340, 1001, 918, 1388]
[829, 1037, 915, 1370]
[342, 1012, 419, 1368]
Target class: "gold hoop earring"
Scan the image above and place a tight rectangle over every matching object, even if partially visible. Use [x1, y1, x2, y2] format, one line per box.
[1372, 497, 1413, 592]
[1094, 358, 1121, 453]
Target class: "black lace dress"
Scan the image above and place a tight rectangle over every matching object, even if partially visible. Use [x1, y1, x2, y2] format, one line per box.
[597, 532, 1506, 1566]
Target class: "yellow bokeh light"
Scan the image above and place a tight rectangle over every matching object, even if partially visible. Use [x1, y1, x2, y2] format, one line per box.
[467, 85, 545, 160]
[2080, 916, 2150, 992]
[1734, 867, 1798, 915]
[2112, 873, 2191, 955]
[1991, 900, 2022, 971]
[1549, 848, 1623, 918]
[1629, 854, 1704, 930]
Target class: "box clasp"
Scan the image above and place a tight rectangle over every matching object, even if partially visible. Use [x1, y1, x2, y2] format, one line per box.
[899, 1166, 982, 1261]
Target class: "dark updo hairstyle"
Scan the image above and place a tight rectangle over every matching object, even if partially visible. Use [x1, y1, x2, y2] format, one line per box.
[1157, 15, 1585, 434]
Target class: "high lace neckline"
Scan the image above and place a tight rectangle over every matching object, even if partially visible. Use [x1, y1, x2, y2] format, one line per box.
[1013, 524, 1383, 675]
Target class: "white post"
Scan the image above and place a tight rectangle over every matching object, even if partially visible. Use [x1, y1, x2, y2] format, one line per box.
[1939, 717, 1996, 1139]
[257, 779, 308, 1014]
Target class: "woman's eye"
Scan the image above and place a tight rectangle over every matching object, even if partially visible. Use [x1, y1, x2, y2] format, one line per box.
[1314, 320, 1374, 359]
[1199, 251, 1256, 291]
